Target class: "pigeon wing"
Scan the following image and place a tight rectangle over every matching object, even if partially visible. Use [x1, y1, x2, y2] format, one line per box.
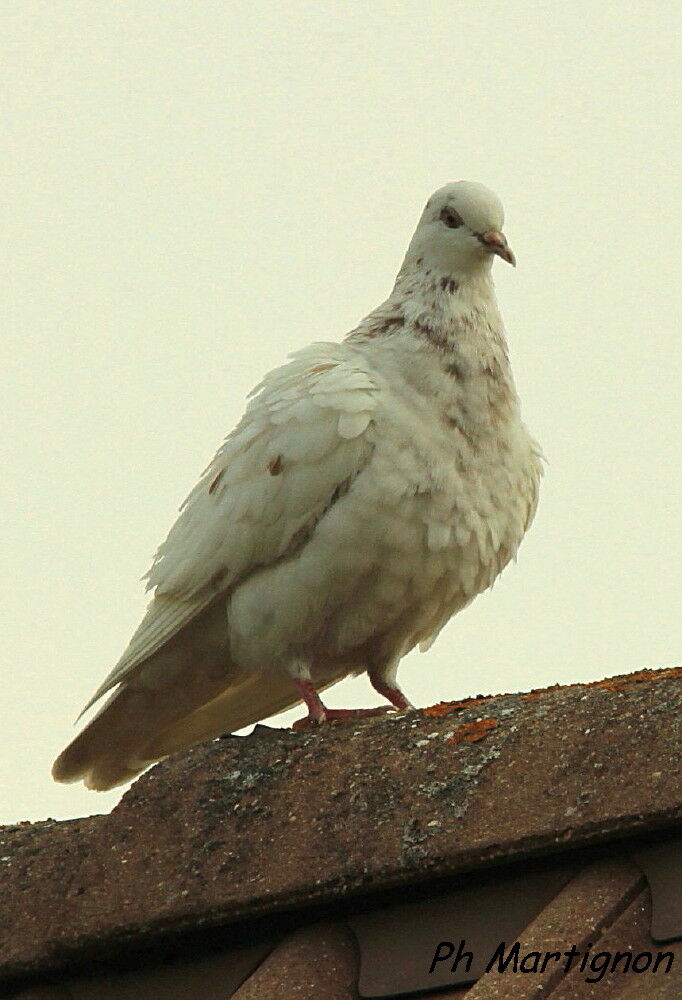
[79, 343, 378, 714]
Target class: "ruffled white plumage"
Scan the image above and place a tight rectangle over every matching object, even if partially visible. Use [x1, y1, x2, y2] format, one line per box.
[81, 344, 379, 713]
[53, 180, 543, 790]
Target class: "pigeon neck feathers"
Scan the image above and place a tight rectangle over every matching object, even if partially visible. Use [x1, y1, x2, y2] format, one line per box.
[345, 250, 517, 419]
[346, 254, 501, 354]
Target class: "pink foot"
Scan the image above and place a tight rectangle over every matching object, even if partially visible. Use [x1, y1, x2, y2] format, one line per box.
[369, 675, 415, 712]
[291, 676, 402, 731]
[292, 705, 394, 731]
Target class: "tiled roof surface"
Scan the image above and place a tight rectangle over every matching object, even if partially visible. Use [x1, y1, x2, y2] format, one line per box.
[2, 665, 681, 999]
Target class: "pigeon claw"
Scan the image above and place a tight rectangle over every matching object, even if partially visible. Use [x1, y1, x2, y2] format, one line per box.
[292, 705, 395, 731]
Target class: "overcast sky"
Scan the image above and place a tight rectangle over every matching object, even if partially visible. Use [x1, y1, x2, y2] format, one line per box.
[2, 2, 680, 825]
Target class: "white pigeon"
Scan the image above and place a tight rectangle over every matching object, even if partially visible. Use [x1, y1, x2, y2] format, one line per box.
[53, 181, 543, 791]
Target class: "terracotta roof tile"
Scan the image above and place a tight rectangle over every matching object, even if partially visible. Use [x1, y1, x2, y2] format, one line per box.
[1, 666, 680, 993]
[462, 858, 645, 999]
[632, 840, 682, 942]
[350, 864, 574, 995]
[11, 989, 73, 1000]
[232, 922, 359, 1000]
[0, 818, 98, 977]
[551, 889, 682, 999]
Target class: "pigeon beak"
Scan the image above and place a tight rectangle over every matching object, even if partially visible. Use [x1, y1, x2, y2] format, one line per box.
[479, 230, 516, 267]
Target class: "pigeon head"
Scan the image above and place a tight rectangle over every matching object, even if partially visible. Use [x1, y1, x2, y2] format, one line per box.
[406, 181, 515, 278]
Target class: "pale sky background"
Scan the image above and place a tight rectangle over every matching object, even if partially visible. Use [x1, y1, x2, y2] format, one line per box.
[2, 2, 680, 825]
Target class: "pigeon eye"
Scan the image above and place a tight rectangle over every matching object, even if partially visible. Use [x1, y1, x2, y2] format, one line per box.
[439, 207, 464, 229]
